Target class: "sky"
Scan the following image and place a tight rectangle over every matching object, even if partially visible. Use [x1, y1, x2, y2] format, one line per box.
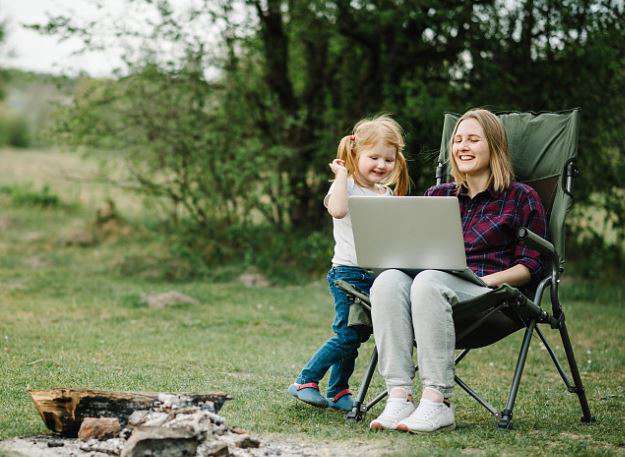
[1, 0, 208, 77]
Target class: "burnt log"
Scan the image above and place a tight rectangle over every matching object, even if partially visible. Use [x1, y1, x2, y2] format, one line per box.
[28, 388, 231, 437]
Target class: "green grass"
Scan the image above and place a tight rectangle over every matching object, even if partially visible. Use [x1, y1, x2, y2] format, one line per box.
[1, 149, 625, 455]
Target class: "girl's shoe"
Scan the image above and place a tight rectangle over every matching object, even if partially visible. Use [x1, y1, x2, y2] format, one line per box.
[287, 383, 328, 408]
[326, 389, 353, 412]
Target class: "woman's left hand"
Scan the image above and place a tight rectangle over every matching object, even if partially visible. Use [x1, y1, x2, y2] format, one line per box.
[480, 264, 532, 288]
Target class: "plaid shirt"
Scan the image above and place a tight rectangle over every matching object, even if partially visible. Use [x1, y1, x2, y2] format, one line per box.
[425, 182, 548, 286]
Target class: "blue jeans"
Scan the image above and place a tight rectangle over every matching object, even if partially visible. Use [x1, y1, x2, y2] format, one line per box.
[295, 265, 373, 398]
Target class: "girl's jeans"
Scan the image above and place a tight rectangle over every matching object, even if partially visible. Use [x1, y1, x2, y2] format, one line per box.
[295, 265, 373, 398]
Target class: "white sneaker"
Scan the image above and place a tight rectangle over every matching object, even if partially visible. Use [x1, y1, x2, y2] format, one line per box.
[369, 396, 415, 430]
[396, 399, 455, 433]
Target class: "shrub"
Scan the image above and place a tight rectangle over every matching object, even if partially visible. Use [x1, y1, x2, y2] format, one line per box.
[0, 114, 30, 148]
[0, 183, 62, 208]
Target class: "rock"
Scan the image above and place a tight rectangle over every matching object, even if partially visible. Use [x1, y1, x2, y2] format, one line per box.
[121, 426, 199, 457]
[47, 439, 65, 447]
[128, 410, 149, 427]
[78, 417, 121, 441]
[196, 441, 231, 457]
[140, 292, 199, 309]
[218, 433, 260, 449]
[164, 411, 214, 437]
[79, 437, 124, 455]
[142, 411, 170, 427]
[234, 435, 260, 449]
[238, 271, 270, 288]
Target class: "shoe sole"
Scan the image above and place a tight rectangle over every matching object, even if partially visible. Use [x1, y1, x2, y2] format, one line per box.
[395, 423, 456, 433]
[369, 421, 396, 431]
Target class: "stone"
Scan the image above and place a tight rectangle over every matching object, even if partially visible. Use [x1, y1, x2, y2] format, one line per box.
[218, 433, 260, 449]
[47, 439, 65, 447]
[140, 292, 200, 310]
[238, 271, 270, 287]
[142, 411, 170, 427]
[78, 417, 121, 441]
[79, 437, 124, 455]
[234, 435, 260, 449]
[121, 426, 199, 457]
[196, 441, 230, 457]
[128, 410, 149, 427]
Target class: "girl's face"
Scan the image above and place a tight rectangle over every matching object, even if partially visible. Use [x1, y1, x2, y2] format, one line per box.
[452, 118, 491, 177]
[357, 141, 397, 188]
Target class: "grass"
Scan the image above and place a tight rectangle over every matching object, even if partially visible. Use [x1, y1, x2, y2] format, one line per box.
[1, 148, 625, 455]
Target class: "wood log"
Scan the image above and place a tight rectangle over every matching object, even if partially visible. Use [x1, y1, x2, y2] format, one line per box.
[28, 388, 231, 437]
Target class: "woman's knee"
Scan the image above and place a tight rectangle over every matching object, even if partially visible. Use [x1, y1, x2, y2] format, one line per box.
[370, 269, 411, 313]
[410, 270, 453, 314]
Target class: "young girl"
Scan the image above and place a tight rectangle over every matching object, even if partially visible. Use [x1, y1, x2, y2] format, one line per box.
[288, 115, 410, 412]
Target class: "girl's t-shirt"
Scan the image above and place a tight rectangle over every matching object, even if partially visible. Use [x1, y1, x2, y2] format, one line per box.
[325, 177, 392, 267]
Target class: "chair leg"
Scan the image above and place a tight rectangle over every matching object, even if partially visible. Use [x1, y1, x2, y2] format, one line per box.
[499, 319, 536, 430]
[559, 321, 595, 424]
[345, 346, 378, 421]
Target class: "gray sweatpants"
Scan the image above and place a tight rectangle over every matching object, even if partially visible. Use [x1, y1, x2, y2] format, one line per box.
[370, 269, 493, 397]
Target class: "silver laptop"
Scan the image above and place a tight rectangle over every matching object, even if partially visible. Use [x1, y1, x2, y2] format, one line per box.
[348, 196, 487, 287]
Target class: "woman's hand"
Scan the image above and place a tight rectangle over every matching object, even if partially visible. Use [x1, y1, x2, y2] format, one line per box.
[481, 264, 532, 288]
[329, 159, 347, 176]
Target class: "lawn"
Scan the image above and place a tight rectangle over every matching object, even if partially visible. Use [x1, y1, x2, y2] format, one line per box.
[1, 148, 624, 456]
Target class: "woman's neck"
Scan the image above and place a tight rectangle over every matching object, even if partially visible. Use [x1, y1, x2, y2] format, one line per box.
[465, 171, 491, 198]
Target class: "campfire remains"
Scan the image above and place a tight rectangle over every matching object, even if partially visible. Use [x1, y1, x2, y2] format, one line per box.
[25, 388, 264, 457]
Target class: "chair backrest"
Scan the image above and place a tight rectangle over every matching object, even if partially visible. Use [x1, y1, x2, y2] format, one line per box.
[437, 109, 580, 268]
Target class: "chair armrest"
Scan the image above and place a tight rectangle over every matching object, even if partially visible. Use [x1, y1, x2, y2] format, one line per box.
[334, 279, 371, 308]
[517, 227, 559, 268]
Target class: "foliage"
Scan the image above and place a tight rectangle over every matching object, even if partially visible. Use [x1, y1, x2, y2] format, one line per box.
[34, 0, 625, 252]
[0, 113, 30, 147]
[0, 183, 63, 208]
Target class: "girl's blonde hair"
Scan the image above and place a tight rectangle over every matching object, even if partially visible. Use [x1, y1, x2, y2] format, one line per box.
[449, 108, 515, 192]
[336, 114, 410, 196]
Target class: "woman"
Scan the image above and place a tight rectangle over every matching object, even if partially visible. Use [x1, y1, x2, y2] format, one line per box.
[368, 109, 548, 433]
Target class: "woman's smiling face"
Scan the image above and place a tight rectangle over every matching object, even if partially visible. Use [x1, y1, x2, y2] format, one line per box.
[452, 118, 491, 177]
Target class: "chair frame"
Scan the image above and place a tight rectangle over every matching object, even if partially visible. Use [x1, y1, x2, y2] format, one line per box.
[337, 158, 595, 429]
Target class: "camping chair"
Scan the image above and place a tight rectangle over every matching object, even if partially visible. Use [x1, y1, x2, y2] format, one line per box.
[336, 109, 594, 429]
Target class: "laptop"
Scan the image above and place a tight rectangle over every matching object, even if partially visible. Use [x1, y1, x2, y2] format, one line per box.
[348, 196, 488, 287]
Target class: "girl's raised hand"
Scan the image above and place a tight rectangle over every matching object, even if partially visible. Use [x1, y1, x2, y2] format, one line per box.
[329, 159, 347, 176]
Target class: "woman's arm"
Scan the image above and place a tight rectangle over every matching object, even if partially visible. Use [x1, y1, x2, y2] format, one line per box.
[326, 160, 349, 219]
[481, 264, 531, 288]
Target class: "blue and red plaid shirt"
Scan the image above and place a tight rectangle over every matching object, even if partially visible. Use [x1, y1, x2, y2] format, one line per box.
[425, 182, 548, 288]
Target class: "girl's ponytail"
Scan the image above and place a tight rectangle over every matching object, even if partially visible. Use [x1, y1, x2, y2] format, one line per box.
[336, 135, 359, 177]
[336, 135, 353, 163]
[392, 153, 410, 196]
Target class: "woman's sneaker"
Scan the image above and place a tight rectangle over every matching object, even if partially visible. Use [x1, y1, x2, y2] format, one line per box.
[287, 383, 328, 408]
[369, 396, 415, 430]
[396, 399, 455, 433]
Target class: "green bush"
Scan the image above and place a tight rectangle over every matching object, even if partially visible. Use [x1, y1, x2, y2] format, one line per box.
[120, 218, 334, 283]
[0, 114, 30, 148]
[0, 183, 62, 207]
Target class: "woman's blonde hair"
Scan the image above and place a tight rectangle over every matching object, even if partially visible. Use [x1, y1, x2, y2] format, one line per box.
[449, 108, 514, 192]
[336, 114, 410, 196]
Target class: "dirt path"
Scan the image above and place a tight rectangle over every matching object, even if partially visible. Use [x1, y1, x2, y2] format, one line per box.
[0, 434, 389, 457]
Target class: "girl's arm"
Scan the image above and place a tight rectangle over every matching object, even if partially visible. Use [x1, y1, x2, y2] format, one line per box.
[326, 160, 349, 219]
[481, 264, 531, 288]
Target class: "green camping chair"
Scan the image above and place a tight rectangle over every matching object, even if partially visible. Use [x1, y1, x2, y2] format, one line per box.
[336, 109, 594, 429]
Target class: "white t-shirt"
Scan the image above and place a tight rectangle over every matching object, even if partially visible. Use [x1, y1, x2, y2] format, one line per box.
[325, 177, 392, 267]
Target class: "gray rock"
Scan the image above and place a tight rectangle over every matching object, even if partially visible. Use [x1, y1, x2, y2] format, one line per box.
[196, 441, 230, 457]
[120, 426, 198, 457]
